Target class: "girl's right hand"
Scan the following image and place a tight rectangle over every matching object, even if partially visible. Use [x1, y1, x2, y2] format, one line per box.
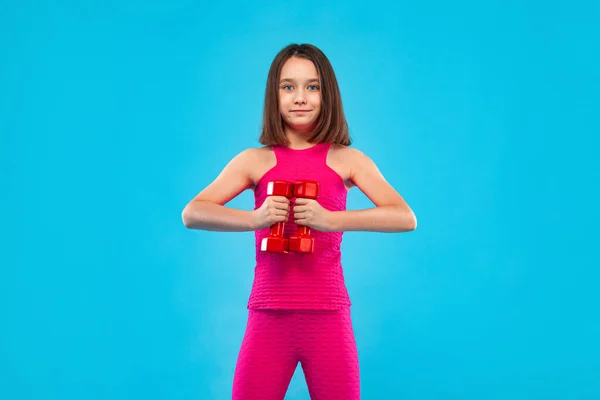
[252, 196, 290, 230]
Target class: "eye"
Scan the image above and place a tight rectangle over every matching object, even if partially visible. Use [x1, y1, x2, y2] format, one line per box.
[308, 85, 320, 90]
[281, 85, 294, 90]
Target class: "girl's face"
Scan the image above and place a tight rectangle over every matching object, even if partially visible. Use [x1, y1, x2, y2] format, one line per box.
[278, 57, 322, 134]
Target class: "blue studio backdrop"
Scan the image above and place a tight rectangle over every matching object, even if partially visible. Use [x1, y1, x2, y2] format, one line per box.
[2, 1, 599, 399]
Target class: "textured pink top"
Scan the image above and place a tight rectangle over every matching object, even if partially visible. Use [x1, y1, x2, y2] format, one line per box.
[247, 142, 352, 310]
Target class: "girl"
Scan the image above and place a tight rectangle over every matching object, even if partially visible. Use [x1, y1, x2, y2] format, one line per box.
[182, 43, 417, 400]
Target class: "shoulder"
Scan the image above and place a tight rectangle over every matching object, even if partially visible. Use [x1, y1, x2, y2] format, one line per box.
[243, 145, 273, 156]
[245, 146, 276, 167]
[218, 147, 265, 177]
[329, 144, 372, 165]
[233, 146, 276, 185]
[230, 146, 272, 163]
[329, 145, 379, 181]
[252, 145, 274, 157]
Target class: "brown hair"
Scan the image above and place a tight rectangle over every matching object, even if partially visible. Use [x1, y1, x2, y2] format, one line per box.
[259, 43, 351, 146]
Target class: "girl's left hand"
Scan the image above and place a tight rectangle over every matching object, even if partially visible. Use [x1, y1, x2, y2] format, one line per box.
[293, 198, 332, 232]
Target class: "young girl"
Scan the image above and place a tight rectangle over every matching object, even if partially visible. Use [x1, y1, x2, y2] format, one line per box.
[182, 43, 416, 400]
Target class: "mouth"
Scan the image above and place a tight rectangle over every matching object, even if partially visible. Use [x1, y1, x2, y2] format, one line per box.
[291, 110, 311, 113]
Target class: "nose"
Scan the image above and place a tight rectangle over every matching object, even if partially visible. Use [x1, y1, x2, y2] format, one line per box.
[294, 89, 307, 105]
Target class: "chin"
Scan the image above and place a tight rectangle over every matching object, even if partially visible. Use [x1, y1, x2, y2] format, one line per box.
[289, 119, 316, 130]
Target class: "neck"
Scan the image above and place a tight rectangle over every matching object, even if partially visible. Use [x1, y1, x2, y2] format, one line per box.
[284, 126, 315, 150]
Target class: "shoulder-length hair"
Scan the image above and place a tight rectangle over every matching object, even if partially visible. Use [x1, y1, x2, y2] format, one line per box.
[259, 43, 351, 146]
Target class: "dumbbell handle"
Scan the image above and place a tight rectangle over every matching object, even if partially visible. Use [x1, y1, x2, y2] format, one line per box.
[270, 221, 285, 236]
[296, 225, 310, 236]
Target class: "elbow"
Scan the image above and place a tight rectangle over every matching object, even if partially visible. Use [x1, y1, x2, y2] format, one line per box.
[408, 212, 417, 231]
[182, 200, 213, 229]
[397, 207, 417, 232]
[181, 204, 195, 229]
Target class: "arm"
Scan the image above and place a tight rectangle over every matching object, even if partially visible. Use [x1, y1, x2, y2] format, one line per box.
[329, 149, 417, 233]
[181, 149, 256, 232]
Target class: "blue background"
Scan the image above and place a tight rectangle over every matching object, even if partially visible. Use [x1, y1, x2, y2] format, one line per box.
[2, 0, 599, 399]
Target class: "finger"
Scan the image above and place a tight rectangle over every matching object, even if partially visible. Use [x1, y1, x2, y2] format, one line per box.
[293, 205, 307, 213]
[294, 198, 309, 205]
[274, 215, 287, 223]
[271, 196, 291, 204]
[272, 200, 291, 210]
[294, 210, 307, 219]
[274, 204, 291, 212]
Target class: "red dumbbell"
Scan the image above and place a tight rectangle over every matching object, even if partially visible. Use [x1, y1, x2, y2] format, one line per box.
[260, 180, 294, 253]
[289, 180, 320, 253]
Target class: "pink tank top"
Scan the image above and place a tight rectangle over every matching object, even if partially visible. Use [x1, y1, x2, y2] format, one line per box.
[247, 142, 352, 310]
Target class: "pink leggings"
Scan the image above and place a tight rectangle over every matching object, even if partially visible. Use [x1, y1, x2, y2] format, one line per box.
[232, 307, 360, 399]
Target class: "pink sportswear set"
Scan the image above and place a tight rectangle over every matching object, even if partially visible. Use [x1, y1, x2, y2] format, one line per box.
[232, 143, 360, 399]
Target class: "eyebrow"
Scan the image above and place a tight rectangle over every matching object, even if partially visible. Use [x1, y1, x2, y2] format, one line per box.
[279, 78, 320, 84]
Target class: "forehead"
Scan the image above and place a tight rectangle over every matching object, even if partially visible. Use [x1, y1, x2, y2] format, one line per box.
[280, 57, 319, 80]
